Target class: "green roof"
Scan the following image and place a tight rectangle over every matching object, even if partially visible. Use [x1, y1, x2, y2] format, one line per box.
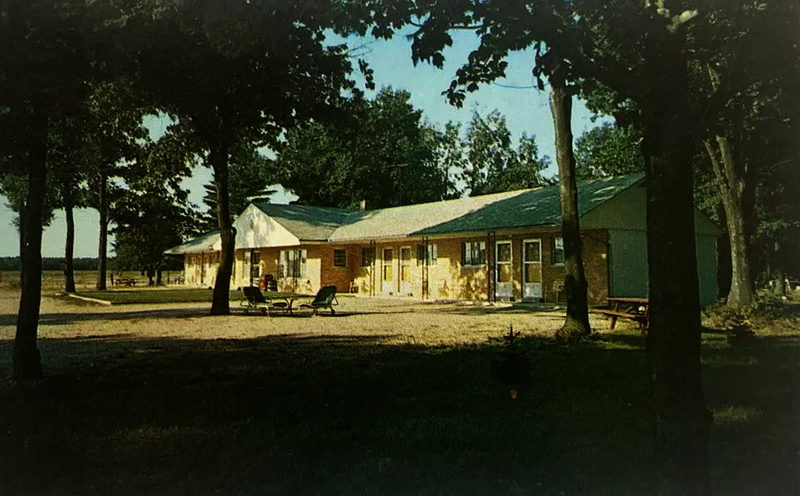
[415, 173, 644, 236]
[166, 173, 646, 253]
[329, 173, 645, 241]
[164, 230, 220, 254]
[251, 201, 351, 241]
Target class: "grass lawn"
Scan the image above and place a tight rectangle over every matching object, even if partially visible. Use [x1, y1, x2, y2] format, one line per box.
[0, 295, 798, 495]
[72, 288, 307, 305]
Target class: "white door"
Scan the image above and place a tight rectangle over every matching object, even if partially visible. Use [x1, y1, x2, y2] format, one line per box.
[522, 239, 543, 301]
[495, 241, 513, 300]
[382, 248, 394, 295]
[400, 247, 412, 295]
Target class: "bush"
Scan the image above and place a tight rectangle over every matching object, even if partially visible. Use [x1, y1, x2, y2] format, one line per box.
[703, 303, 748, 331]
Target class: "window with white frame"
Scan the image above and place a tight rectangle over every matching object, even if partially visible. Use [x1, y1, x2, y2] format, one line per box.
[461, 241, 486, 266]
[551, 237, 565, 265]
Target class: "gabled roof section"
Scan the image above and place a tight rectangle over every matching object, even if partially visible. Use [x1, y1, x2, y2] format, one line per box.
[415, 173, 645, 235]
[328, 173, 645, 241]
[328, 189, 528, 242]
[251, 201, 351, 241]
[164, 230, 220, 254]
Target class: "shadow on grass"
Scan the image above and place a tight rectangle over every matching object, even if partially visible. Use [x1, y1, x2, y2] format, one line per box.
[0, 330, 797, 495]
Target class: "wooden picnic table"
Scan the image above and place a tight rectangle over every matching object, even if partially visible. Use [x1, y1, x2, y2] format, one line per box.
[591, 297, 649, 334]
[113, 277, 137, 287]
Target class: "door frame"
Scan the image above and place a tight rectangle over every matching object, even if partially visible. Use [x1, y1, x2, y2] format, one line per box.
[522, 238, 543, 301]
[495, 240, 513, 299]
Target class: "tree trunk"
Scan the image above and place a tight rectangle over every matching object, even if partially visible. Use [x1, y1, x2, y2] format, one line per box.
[156, 268, 163, 286]
[643, 66, 710, 493]
[96, 169, 108, 290]
[703, 136, 754, 310]
[209, 141, 234, 315]
[63, 187, 77, 293]
[14, 111, 47, 380]
[549, 82, 591, 341]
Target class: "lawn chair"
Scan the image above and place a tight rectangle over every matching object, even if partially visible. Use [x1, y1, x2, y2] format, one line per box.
[240, 286, 286, 315]
[298, 285, 338, 315]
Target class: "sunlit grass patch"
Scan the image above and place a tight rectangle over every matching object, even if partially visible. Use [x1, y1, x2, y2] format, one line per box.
[712, 405, 763, 425]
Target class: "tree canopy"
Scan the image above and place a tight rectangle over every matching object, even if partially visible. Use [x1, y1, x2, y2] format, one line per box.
[274, 88, 458, 209]
[574, 123, 644, 180]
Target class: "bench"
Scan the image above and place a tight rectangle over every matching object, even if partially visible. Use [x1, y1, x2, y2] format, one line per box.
[591, 297, 649, 334]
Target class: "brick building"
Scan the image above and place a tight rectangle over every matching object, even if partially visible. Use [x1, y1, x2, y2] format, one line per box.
[166, 173, 720, 305]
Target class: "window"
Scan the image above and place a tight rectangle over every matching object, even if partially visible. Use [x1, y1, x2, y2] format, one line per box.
[361, 247, 375, 267]
[250, 250, 261, 279]
[416, 243, 438, 266]
[461, 241, 486, 266]
[333, 249, 347, 268]
[279, 249, 307, 278]
[551, 237, 565, 265]
[382, 248, 393, 281]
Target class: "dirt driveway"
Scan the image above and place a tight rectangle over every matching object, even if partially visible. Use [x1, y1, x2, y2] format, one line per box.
[0, 290, 609, 375]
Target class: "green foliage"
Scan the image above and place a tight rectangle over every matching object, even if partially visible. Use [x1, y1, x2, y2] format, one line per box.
[461, 110, 550, 195]
[274, 88, 458, 209]
[704, 290, 798, 330]
[112, 131, 196, 279]
[200, 143, 275, 227]
[574, 123, 644, 180]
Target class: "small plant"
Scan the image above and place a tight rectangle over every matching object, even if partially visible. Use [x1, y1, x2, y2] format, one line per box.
[703, 303, 748, 331]
[490, 325, 530, 398]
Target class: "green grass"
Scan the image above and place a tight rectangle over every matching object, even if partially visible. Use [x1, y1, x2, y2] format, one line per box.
[1, 325, 798, 495]
[74, 288, 240, 304]
[72, 288, 304, 305]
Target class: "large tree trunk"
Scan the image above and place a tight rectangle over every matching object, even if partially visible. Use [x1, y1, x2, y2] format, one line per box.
[549, 82, 591, 340]
[14, 112, 47, 380]
[703, 136, 754, 309]
[209, 141, 234, 315]
[96, 169, 108, 290]
[643, 62, 710, 494]
[63, 187, 76, 293]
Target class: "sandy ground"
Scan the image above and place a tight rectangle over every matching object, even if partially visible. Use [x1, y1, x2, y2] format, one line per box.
[0, 289, 608, 375]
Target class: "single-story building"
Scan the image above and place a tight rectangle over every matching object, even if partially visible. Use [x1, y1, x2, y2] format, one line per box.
[166, 173, 720, 305]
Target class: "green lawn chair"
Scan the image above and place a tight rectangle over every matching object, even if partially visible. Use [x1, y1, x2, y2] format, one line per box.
[240, 286, 287, 315]
[299, 285, 338, 315]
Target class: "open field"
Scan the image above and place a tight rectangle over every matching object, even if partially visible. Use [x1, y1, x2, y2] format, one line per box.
[0, 270, 185, 293]
[1, 290, 799, 495]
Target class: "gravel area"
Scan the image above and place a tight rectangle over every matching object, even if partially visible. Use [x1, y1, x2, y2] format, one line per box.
[0, 290, 607, 375]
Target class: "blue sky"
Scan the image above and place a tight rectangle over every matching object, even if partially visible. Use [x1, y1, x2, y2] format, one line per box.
[0, 30, 603, 258]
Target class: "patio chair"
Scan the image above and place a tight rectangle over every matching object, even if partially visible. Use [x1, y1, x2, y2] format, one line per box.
[240, 286, 286, 315]
[298, 285, 339, 315]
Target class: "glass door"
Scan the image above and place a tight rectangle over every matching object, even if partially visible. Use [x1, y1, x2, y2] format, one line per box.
[522, 239, 543, 301]
[495, 241, 513, 300]
[400, 247, 412, 295]
[382, 248, 394, 294]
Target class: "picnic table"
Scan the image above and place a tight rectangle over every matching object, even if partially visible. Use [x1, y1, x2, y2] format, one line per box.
[591, 297, 649, 334]
[113, 277, 137, 287]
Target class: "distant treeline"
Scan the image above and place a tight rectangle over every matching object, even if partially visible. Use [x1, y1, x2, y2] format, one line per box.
[0, 257, 99, 272]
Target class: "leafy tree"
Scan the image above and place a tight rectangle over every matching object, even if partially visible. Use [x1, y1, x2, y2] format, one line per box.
[82, 82, 151, 291]
[358, 0, 719, 490]
[121, 0, 355, 314]
[575, 123, 644, 180]
[113, 133, 196, 285]
[0, 0, 97, 380]
[200, 143, 275, 230]
[275, 88, 458, 209]
[692, 0, 800, 309]
[48, 116, 92, 293]
[462, 110, 549, 195]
